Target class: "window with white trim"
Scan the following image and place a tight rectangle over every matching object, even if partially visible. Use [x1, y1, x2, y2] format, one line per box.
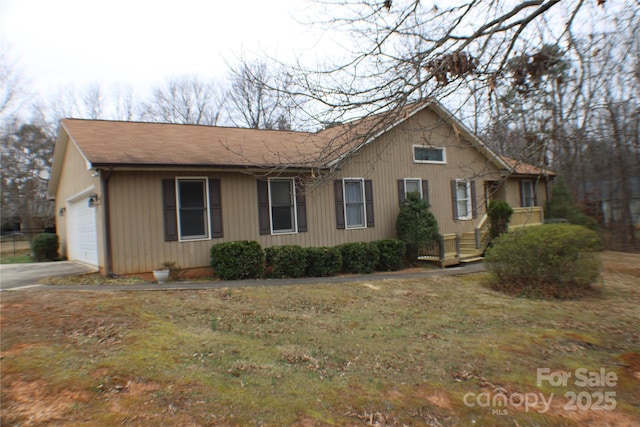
[404, 178, 422, 198]
[456, 180, 472, 220]
[521, 180, 535, 207]
[413, 145, 446, 164]
[177, 178, 210, 240]
[344, 179, 366, 229]
[269, 178, 297, 234]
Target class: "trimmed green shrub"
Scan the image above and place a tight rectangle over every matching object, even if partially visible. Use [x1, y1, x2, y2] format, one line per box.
[396, 192, 440, 261]
[487, 200, 513, 239]
[374, 239, 406, 271]
[338, 242, 380, 274]
[30, 233, 59, 262]
[485, 224, 602, 298]
[305, 247, 342, 277]
[264, 245, 307, 278]
[210, 241, 264, 280]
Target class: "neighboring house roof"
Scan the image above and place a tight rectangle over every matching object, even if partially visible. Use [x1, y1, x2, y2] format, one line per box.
[500, 156, 556, 177]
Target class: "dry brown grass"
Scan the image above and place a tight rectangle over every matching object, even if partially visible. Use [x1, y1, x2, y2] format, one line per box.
[2, 251, 639, 426]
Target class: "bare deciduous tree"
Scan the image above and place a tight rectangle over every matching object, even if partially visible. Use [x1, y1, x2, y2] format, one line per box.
[226, 58, 300, 130]
[140, 75, 225, 125]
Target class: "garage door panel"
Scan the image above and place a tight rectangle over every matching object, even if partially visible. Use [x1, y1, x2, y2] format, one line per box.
[67, 199, 98, 266]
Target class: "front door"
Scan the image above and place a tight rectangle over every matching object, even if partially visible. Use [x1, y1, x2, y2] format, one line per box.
[484, 181, 503, 209]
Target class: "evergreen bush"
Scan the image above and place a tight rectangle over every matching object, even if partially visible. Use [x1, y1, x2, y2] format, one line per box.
[305, 247, 342, 277]
[374, 239, 406, 271]
[338, 242, 380, 274]
[485, 224, 602, 298]
[545, 178, 598, 230]
[30, 233, 59, 262]
[487, 200, 513, 239]
[210, 241, 264, 280]
[264, 245, 307, 278]
[396, 192, 440, 261]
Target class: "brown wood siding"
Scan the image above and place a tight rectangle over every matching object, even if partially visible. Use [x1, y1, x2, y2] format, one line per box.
[54, 136, 104, 269]
[106, 108, 509, 274]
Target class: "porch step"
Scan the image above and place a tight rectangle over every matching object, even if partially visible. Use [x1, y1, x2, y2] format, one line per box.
[460, 256, 484, 263]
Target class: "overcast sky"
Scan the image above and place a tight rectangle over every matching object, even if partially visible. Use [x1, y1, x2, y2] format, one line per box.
[1, 0, 337, 97]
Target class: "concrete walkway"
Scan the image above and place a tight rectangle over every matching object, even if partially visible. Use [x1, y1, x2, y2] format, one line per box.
[0, 261, 485, 292]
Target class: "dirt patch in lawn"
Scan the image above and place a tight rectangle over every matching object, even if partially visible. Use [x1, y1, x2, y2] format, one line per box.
[2, 251, 639, 426]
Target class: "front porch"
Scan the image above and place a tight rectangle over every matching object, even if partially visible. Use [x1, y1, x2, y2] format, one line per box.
[418, 207, 544, 267]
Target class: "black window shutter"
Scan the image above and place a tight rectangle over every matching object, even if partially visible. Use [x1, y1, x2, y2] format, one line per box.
[365, 179, 374, 227]
[209, 178, 223, 238]
[397, 179, 405, 206]
[451, 180, 459, 219]
[295, 178, 308, 233]
[471, 180, 477, 219]
[334, 180, 345, 229]
[162, 179, 178, 241]
[519, 181, 525, 207]
[422, 179, 429, 205]
[533, 182, 538, 206]
[257, 179, 271, 235]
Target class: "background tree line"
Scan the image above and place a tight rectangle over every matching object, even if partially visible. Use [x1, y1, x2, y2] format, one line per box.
[2, 0, 638, 249]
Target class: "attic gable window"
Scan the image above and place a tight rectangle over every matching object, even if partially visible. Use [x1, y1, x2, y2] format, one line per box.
[413, 145, 446, 164]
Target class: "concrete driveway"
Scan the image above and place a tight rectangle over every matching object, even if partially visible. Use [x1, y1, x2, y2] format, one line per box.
[0, 261, 97, 291]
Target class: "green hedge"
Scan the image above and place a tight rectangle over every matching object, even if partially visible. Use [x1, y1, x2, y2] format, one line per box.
[265, 245, 307, 278]
[338, 242, 380, 274]
[374, 239, 406, 271]
[30, 233, 59, 262]
[485, 224, 602, 297]
[305, 247, 342, 277]
[210, 241, 264, 280]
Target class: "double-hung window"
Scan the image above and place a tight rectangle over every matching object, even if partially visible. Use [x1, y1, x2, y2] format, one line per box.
[455, 180, 472, 220]
[413, 145, 446, 164]
[344, 179, 366, 229]
[334, 179, 374, 230]
[177, 178, 210, 240]
[257, 178, 307, 235]
[404, 178, 422, 198]
[521, 180, 535, 207]
[269, 178, 296, 234]
[162, 177, 222, 242]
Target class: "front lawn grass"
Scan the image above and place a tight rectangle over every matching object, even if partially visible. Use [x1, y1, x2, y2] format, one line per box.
[0, 254, 32, 264]
[1, 252, 639, 426]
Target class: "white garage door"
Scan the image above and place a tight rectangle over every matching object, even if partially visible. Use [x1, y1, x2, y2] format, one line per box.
[67, 198, 99, 266]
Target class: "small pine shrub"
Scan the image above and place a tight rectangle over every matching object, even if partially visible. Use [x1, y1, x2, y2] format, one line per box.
[305, 247, 342, 277]
[210, 241, 264, 280]
[338, 242, 380, 274]
[30, 233, 59, 262]
[546, 178, 599, 231]
[396, 192, 440, 261]
[374, 239, 406, 271]
[487, 200, 513, 239]
[264, 245, 307, 278]
[485, 224, 602, 298]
